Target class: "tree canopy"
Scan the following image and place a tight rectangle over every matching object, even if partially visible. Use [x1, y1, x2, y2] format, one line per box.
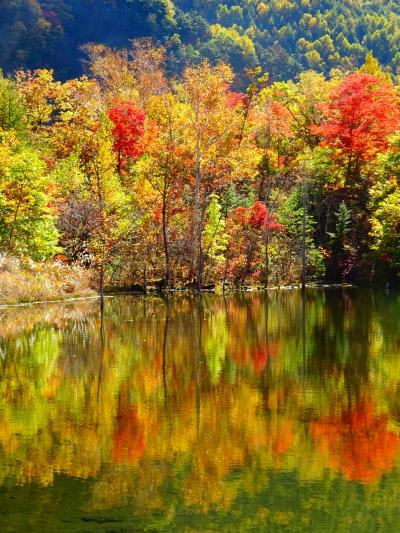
[2, 0, 400, 81]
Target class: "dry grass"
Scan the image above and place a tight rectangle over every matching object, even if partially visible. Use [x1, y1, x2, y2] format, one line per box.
[0, 255, 96, 305]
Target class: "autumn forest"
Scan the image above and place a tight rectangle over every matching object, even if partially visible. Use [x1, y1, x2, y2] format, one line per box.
[1, 41, 400, 300]
[2, 2, 400, 531]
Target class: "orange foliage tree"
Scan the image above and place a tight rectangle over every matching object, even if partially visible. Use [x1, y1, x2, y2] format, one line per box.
[313, 73, 400, 185]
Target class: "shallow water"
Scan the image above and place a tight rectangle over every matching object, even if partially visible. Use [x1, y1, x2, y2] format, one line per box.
[0, 289, 400, 532]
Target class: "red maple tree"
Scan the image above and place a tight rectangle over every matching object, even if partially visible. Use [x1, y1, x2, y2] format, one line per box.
[313, 73, 400, 182]
[249, 201, 285, 230]
[107, 101, 145, 172]
[231, 202, 284, 231]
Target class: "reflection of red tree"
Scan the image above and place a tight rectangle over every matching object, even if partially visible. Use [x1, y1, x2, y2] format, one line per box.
[311, 400, 399, 483]
[252, 341, 281, 373]
[231, 341, 280, 373]
[112, 405, 145, 464]
[272, 419, 293, 456]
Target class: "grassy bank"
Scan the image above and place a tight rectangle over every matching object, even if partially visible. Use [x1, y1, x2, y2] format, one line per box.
[0, 254, 358, 306]
[0, 256, 96, 305]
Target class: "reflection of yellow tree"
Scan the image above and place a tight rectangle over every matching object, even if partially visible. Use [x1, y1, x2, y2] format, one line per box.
[181, 383, 264, 512]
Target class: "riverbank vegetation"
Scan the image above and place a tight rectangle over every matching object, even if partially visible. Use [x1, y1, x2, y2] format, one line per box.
[0, 255, 94, 305]
[1, 44, 400, 297]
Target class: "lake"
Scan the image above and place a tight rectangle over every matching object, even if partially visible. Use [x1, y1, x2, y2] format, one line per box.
[0, 289, 400, 532]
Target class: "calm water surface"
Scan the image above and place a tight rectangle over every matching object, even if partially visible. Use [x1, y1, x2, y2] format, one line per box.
[0, 289, 400, 532]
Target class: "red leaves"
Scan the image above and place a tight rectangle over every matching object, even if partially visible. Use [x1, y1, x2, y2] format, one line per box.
[249, 201, 268, 228]
[250, 201, 283, 230]
[313, 73, 400, 162]
[42, 156, 56, 170]
[227, 91, 248, 109]
[261, 100, 293, 140]
[107, 101, 145, 163]
[232, 202, 285, 231]
[226, 202, 285, 283]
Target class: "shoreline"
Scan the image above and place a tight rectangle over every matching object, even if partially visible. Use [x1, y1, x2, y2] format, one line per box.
[2, 282, 391, 308]
[0, 294, 104, 309]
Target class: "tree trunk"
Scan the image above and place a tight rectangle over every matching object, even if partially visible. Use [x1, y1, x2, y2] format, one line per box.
[193, 144, 202, 290]
[301, 173, 307, 291]
[196, 247, 203, 291]
[196, 203, 206, 292]
[222, 250, 230, 292]
[162, 192, 172, 290]
[99, 261, 104, 311]
[143, 265, 147, 295]
[264, 229, 270, 288]
[96, 164, 106, 309]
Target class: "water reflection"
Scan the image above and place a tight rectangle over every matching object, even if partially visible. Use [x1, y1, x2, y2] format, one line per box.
[0, 290, 400, 531]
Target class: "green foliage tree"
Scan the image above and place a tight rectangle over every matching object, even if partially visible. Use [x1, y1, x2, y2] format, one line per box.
[0, 141, 59, 260]
[0, 71, 27, 135]
[203, 194, 228, 269]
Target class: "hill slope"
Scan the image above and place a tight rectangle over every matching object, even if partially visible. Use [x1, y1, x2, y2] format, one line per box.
[1, 0, 400, 79]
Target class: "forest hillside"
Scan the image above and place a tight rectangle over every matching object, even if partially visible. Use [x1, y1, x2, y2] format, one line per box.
[2, 0, 400, 80]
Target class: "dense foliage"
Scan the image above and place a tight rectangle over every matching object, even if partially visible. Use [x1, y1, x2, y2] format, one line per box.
[2, 0, 400, 80]
[1, 43, 400, 289]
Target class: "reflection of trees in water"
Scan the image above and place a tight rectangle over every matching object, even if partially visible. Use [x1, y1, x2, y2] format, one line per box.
[0, 291, 399, 513]
[311, 398, 399, 483]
